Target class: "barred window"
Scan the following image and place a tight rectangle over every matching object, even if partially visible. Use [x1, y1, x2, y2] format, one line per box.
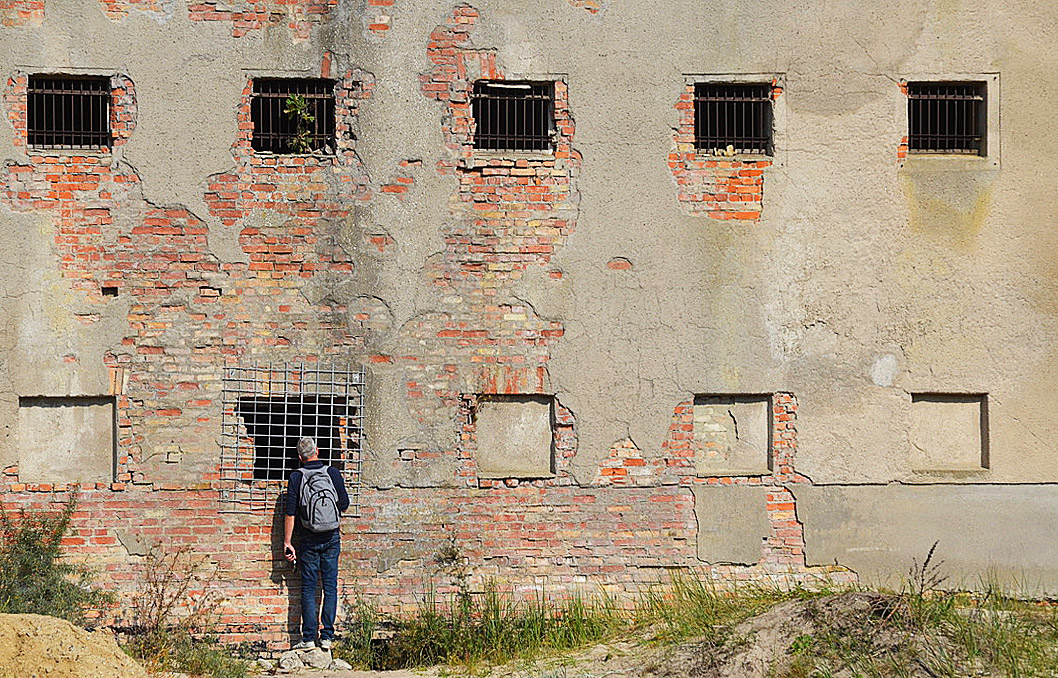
[250, 78, 336, 154]
[907, 82, 986, 155]
[472, 81, 554, 152]
[220, 362, 364, 512]
[694, 83, 772, 155]
[28, 75, 111, 149]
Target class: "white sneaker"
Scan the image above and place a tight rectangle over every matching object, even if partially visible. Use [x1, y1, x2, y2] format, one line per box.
[291, 640, 315, 651]
[319, 639, 333, 650]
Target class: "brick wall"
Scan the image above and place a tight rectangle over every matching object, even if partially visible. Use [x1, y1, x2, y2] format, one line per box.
[669, 80, 782, 220]
[188, 0, 338, 39]
[0, 0, 42, 26]
[398, 4, 578, 445]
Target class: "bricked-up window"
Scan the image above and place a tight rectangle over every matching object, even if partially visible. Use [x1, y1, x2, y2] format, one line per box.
[694, 83, 772, 155]
[472, 81, 554, 151]
[250, 78, 336, 154]
[907, 82, 986, 155]
[220, 363, 364, 513]
[28, 75, 111, 149]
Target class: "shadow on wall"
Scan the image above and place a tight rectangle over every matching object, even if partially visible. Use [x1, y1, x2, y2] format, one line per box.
[269, 496, 302, 641]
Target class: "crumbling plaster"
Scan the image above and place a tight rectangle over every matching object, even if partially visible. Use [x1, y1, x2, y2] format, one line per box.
[1, 0, 1057, 500]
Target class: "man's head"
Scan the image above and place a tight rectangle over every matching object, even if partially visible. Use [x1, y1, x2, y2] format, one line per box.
[297, 436, 318, 462]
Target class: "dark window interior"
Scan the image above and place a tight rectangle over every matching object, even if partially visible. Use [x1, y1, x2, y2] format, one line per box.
[694, 82, 773, 155]
[251, 78, 336, 154]
[472, 81, 554, 151]
[28, 75, 111, 149]
[907, 81, 986, 155]
[236, 395, 351, 481]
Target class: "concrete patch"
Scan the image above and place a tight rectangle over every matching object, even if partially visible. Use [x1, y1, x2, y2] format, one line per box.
[474, 397, 553, 479]
[910, 394, 987, 471]
[17, 396, 114, 485]
[794, 484, 1058, 595]
[692, 484, 770, 565]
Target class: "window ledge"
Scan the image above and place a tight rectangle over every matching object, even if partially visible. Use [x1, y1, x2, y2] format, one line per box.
[900, 154, 999, 171]
[692, 152, 773, 162]
[27, 147, 111, 156]
[250, 151, 337, 159]
[471, 149, 555, 160]
[696, 467, 773, 477]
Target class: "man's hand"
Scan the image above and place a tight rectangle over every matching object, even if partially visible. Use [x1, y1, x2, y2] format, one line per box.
[283, 515, 296, 565]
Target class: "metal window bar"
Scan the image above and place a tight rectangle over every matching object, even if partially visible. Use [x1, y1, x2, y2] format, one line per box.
[693, 83, 772, 155]
[27, 75, 111, 149]
[250, 78, 337, 154]
[219, 361, 365, 514]
[907, 82, 985, 155]
[472, 81, 554, 151]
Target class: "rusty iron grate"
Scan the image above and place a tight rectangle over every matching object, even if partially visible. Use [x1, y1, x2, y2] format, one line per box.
[219, 362, 365, 514]
[472, 80, 554, 151]
[28, 75, 111, 149]
[251, 78, 336, 154]
[907, 82, 986, 155]
[694, 83, 772, 155]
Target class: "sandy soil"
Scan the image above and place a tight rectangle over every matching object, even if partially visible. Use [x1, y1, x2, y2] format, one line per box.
[0, 613, 147, 678]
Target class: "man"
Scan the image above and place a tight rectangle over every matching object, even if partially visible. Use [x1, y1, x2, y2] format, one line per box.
[283, 436, 349, 650]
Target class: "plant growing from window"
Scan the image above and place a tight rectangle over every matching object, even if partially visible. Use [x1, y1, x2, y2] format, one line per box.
[284, 94, 316, 153]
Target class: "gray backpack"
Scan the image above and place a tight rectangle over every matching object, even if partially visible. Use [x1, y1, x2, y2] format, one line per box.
[297, 466, 341, 532]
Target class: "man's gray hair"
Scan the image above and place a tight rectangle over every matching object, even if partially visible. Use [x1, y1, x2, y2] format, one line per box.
[297, 436, 317, 460]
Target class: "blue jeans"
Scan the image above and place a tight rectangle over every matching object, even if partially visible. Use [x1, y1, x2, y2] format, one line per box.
[298, 529, 340, 643]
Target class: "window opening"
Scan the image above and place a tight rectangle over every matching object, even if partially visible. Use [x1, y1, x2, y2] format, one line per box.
[220, 362, 364, 513]
[693, 83, 772, 155]
[907, 82, 986, 155]
[472, 81, 554, 152]
[27, 75, 111, 149]
[250, 78, 336, 154]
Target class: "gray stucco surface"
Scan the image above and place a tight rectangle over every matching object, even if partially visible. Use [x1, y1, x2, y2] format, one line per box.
[795, 484, 1058, 595]
[1, 1, 1056, 486]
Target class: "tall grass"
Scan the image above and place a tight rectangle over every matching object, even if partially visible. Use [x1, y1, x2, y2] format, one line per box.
[336, 583, 625, 670]
[337, 573, 821, 671]
[636, 571, 809, 645]
[778, 549, 1058, 678]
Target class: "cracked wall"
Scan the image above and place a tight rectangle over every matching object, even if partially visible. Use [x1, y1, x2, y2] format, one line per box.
[2, 0, 1058, 643]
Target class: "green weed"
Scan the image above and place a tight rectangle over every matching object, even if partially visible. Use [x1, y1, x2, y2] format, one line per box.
[0, 494, 114, 627]
[338, 583, 624, 670]
[122, 546, 248, 678]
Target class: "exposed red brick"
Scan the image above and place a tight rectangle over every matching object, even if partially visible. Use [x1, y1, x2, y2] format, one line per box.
[567, 0, 602, 12]
[0, 0, 43, 26]
[187, 0, 339, 39]
[669, 82, 782, 221]
[97, 0, 166, 20]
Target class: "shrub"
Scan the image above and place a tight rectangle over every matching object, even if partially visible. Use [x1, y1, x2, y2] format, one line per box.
[122, 546, 248, 678]
[0, 494, 114, 626]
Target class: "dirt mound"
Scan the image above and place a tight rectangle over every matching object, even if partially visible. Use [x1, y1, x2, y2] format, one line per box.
[654, 591, 984, 678]
[0, 613, 146, 678]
